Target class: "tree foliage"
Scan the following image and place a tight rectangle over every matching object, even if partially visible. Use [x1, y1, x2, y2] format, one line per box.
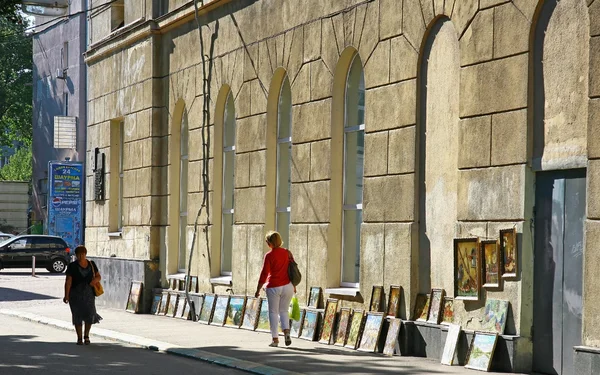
[0, 146, 32, 181]
[0, 1, 24, 24]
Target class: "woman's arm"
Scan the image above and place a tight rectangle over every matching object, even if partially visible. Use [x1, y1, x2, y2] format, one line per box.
[63, 275, 72, 303]
[255, 254, 270, 297]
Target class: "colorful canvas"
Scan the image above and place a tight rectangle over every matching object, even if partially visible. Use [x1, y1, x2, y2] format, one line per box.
[345, 310, 365, 350]
[158, 292, 169, 315]
[441, 297, 454, 325]
[334, 308, 352, 346]
[151, 292, 161, 315]
[482, 240, 501, 288]
[480, 299, 509, 334]
[241, 297, 261, 331]
[414, 294, 430, 321]
[500, 228, 518, 278]
[383, 318, 401, 356]
[198, 294, 216, 324]
[167, 293, 178, 317]
[225, 296, 246, 327]
[290, 309, 305, 337]
[441, 324, 461, 365]
[427, 289, 445, 325]
[126, 281, 143, 313]
[465, 332, 499, 372]
[299, 310, 319, 341]
[370, 285, 384, 312]
[175, 296, 186, 318]
[386, 285, 402, 317]
[211, 295, 230, 326]
[319, 299, 338, 344]
[454, 238, 481, 300]
[256, 299, 270, 332]
[308, 287, 322, 308]
[189, 276, 199, 293]
[182, 298, 191, 320]
[357, 312, 384, 352]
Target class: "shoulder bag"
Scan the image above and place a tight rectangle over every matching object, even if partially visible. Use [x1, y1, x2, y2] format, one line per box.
[90, 262, 104, 297]
[287, 250, 302, 286]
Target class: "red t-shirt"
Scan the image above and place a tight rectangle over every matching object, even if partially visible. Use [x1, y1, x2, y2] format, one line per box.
[258, 247, 292, 288]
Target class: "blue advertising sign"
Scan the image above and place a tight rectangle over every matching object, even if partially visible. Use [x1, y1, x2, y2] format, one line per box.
[47, 161, 84, 250]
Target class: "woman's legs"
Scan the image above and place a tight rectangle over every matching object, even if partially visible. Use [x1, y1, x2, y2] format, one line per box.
[84, 322, 92, 344]
[278, 283, 294, 331]
[74, 324, 83, 344]
[266, 287, 282, 342]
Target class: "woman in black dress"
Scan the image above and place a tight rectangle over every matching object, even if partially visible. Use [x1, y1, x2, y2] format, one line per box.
[63, 245, 102, 345]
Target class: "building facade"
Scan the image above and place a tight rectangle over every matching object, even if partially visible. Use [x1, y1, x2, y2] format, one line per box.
[85, 0, 600, 373]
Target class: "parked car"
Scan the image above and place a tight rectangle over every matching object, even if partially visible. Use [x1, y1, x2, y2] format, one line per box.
[0, 235, 70, 273]
[0, 232, 14, 243]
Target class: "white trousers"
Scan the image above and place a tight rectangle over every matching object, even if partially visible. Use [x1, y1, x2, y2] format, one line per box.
[265, 282, 294, 338]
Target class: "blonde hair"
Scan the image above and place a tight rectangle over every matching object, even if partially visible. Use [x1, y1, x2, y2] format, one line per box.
[265, 231, 283, 248]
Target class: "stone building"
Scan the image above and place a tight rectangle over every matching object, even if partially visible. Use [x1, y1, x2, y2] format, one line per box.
[85, 0, 600, 373]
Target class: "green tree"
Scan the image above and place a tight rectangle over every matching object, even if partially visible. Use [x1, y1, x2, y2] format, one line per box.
[0, 1, 24, 24]
[0, 146, 32, 181]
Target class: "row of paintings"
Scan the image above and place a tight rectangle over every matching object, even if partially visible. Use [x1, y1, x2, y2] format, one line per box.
[441, 324, 499, 372]
[413, 290, 453, 325]
[455, 228, 518, 301]
[168, 276, 199, 294]
[307, 285, 402, 318]
[151, 290, 193, 320]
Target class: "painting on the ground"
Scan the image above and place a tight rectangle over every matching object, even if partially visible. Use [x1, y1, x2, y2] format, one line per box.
[158, 292, 169, 315]
[170, 278, 178, 290]
[193, 295, 204, 321]
[308, 286, 322, 308]
[442, 297, 454, 325]
[151, 292, 161, 315]
[182, 298, 192, 320]
[454, 238, 481, 301]
[241, 297, 260, 331]
[465, 332, 498, 372]
[175, 296, 186, 319]
[369, 285, 384, 312]
[225, 296, 246, 327]
[357, 312, 384, 352]
[126, 281, 143, 313]
[480, 299, 509, 334]
[319, 298, 338, 344]
[427, 288, 445, 325]
[256, 299, 270, 332]
[345, 309, 365, 349]
[383, 318, 401, 356]
[299, 309, 319, 341]
[167, 293, 178, 317]
[441, 324, 461, 366]
[189, 276, 199, 293]
[334, 308, 352, 346]
[211, 295, 230, 326]
[482, 240, 501, 288]
[290, 308, 305, 337]
[386, 285, 402, 317]
[198, 294, 216, 324]
[413, 293, 430, 321]
[500, 228, 518, 278]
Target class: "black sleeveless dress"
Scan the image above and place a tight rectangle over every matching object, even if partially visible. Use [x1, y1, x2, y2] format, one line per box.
[65, 261, 102, 325]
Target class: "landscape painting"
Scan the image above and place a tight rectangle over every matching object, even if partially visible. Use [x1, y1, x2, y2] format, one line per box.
[441, 297, 454, 325]
[167, 293, 178, 317]
[211, 295, 230, 326]
[482, 240, 501, 288]
[290, 309, 305, 337]
[182, 298, 191, 320]
[465, 332, 499, 372]
[158, 292, 169, 315]
[126, 281, 143, 313]
[454, 238, 481, 301]
[308, 287, 322, 308]
[345, 310, 365, 350]
[299, 310, 319, 341]
[225, 296, 246, 327]
[175, 296, 186, 318]
[198, 294, 216, 324]
[414, 294, 430, 322]
[480, 299, 509, 334]
[241, 297, 261, 331]
[441, 324, 461, 366]
[189, 276, 199, 293]
[256, 299, 270, 332]
[427, 288, 445, 325]
[334, 308, 352, 346]
[383, 318, 401, 356]
[319, 299, 338, 344]
[357, 312, 384, 352]
[151, 292, 161, 315]
[500, 228, 518, 278]
[386, 285, 402, 317]
[370, 285, 384, 312]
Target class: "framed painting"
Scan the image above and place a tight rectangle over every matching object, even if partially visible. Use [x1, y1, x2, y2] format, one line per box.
[241, 297, 261, 331]
[192, 295, 204, 321]
[290, 308, 305, 337]
[167, 293, 178, 317]
[500, 228, 518, 278]
[386, 285, 402, 317]
[345, 309, 365, 350]
[189, 276, 199, 293]
[357, 312, 384, 352]
[170, 278, 178, 290]
[299, 309, 320, 341]
[211, 295, 230, 326]
[427, 288, 446, 325]
[441, 324, 461, 366]
[158, 292, 169, 315]
[383, 318, 401, 356]
[175, 296, 187, 318]
[256, 299, 270, 332]
[151, 291, 162, 315]
[182, 298, 192, 320]
[369, 285, 384, 312]
[441, 297, 454, 325]
[126, 281, 143, 313]
[308, 287, 322, 308]
[334, 308, 352, 346]
[225, 296, 246, 328]
[413, 293, 430, 322]
[454, 238, 481, 301]
[482, 239, 501, 288]
[178, 279, 186, 291]
[465, 332, 499, 372]
[319, 298, 338, 344]
[198, 293, 216, 324]
[480, 299, 509, 334]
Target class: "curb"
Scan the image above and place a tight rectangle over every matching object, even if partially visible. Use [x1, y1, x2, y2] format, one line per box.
[0, 309, 302, 375]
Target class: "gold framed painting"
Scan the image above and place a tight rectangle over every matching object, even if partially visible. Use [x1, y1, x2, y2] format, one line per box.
[441, 297, 454, 325]
[454, 237, 481, 301]
[383, 318, 401, 356]
[334, 307, 352, 346]
[427, 288, 445, 325]
[357, 312, 384, 353]
[386, 285, 402, 317]
[319, 298, 338, 344]
[413, 293, 430, 322]
[482, 239, 501, 288]
[465, 332, 499, 372]
[500, 228, 518, 279]
[126, 281, 143, 314]
[308, 286, 322, 308]
[345, 309, 365, 350]
[369, 285, 384, 312]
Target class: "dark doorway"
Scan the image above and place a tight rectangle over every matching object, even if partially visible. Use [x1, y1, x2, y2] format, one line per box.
[533, 169, 585, 374]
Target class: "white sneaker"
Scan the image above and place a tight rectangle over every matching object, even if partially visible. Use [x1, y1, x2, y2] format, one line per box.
[269, 341, 278, 347]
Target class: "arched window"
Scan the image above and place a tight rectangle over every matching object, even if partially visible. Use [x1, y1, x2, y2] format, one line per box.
[276, 76, 292, 246]
[178, 110, 189, 272]
[341, 54, 365, 286]
[221, 92, 235, 275]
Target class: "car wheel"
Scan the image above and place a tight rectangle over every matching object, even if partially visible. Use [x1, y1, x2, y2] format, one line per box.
[50, 258, 66, 273]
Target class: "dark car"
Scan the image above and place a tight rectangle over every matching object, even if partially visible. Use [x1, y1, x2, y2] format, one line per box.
[0, 235, 71, 273]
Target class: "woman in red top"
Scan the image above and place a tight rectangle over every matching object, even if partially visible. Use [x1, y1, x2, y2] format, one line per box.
[255, 231, 295, 347]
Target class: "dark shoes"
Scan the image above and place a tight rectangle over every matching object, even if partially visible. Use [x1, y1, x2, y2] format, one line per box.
[77, 336, 91, 345]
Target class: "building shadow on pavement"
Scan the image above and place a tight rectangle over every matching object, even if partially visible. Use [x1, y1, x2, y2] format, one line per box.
[0, 287, 58, 302]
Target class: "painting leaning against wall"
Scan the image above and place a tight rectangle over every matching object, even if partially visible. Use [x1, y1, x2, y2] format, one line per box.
[454, 238, 481, 301]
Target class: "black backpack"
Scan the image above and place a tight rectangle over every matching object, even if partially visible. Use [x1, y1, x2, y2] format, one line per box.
[287, 250, 302, 286]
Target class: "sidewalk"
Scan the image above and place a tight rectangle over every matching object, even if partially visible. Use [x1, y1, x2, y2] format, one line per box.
[0, 301, 507, 375]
